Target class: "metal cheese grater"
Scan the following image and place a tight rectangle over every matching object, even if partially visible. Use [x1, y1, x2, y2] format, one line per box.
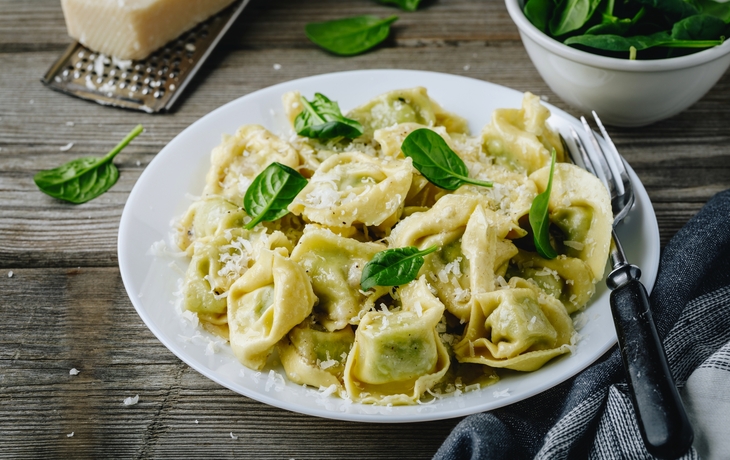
[41, 0, 251, 113]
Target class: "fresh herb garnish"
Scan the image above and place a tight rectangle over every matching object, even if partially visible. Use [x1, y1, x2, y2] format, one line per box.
[305, 15, 398, 56]
[294, 93, 364, 140]
[400, 128, 492, 190]
[523, 0, 730, 59]
[360, 245, 438, 291]
[34, 124, 143, 204]
[243, 162, 308, 230]
[529, 149, 558, 260]
[377, 0, 422, 11]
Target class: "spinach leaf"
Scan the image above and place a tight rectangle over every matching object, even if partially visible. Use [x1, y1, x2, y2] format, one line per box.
[698, 0, 730, 22]
[670, 14, 726, 40]
[585, 7, 645, 36]
[243, 162, 308, 230]
[377, 0, 422, 11]
[401, 128, 492, 190]
[34, 124, 143, 204]
[565, 30, 723, 52]
[305, 15, 398, 56]
[633, 0, 699, 20]
[524, 0, 555, 33]
[550, 0, 603, 36]
[294, 93, 364, 140]
[360, 245, 438, 291]
[529, 149, 557, 260]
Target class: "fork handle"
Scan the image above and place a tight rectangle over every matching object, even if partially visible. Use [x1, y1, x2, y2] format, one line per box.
[610, 278, 694, 459]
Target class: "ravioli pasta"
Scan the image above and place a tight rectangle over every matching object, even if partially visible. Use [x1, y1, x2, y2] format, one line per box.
[173, 87, 612, 405]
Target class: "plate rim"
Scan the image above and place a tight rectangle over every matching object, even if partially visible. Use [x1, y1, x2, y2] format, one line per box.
[118, 69, 660, 423]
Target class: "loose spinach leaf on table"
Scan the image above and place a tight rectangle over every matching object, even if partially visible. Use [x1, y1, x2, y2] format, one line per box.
[360, 245, 438, 291]
[34, 124, 143, 204]
[529, 149, 557, 260]
[243, 162, 308, 230]
[294, 93, 364, 140]
[305, 15, 398, 56]
[377, 0, 422, 12]
[401, 128, 492, 190]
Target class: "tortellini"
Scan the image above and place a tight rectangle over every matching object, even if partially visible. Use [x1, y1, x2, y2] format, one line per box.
[347, 87, 469, 139]
[529, 163, 612, 282]
[482, 92, 565, 174]
[454, 277, 575, 371]
[176, 196, 247, 253]
[173, 88, 612, 406]
[344, 278, 450, 404]
[227, 248, 316, 370]
[289, 152, 413, 231]
[290, 226, 390, 331]
[203, 125, 300, 204]
[278, 322, 355, 391]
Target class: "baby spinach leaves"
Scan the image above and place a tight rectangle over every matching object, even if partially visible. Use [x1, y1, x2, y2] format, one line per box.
[529, 149, 558, 260]
[360, 245, 438, 290]
[295, 93, 364, 141]
[34, 124, 143, 204]
[305, 15, 398, 56]
[243, 162, 308, 229]
[550, 0, 603, 36]
[523, 0, 729, 59]
[401, 128, 492, 190]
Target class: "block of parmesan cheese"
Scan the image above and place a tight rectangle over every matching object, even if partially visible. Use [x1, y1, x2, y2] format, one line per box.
[60, 0, 238, 60]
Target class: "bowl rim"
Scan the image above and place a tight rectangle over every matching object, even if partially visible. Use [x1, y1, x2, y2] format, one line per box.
[505, 0, 730, 72]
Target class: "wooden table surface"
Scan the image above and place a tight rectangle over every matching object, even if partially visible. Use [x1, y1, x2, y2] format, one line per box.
[1, 0, 729, 458]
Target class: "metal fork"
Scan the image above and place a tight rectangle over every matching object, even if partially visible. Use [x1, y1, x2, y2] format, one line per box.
[567, 113, 694, 459]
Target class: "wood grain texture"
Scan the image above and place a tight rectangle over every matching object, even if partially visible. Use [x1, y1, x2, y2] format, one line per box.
[1, 0, 729, 458]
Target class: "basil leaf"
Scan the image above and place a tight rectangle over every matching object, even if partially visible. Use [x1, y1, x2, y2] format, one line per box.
[377, 0, 422, 11]
[243, 162, 308, 230]
[401, 128, 492, 190]
[33, 124, 143, 204]
[550, 0, 603, 36]
[530, 149, 558, 260]
[360, 245, 438, 291]
[294, 93, 364, 140]
[305, 15, 398, 56]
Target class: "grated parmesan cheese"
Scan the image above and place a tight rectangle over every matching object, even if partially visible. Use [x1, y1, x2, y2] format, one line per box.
[67, 432, 74, 437]
[69, 368, 80, 376]
[59, 142, 74, 152]
[123, 395, 139, 406]
[493, 388, 511, 398]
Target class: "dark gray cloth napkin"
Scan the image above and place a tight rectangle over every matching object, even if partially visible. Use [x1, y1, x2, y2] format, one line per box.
[434, 189, 730, 460]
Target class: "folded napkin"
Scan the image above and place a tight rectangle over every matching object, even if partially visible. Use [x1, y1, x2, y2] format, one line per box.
[434, 189, 730, 460]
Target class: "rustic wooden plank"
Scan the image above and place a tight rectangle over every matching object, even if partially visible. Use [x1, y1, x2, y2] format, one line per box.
[0, 267, 460, 459]
[0, 0, 516, 51]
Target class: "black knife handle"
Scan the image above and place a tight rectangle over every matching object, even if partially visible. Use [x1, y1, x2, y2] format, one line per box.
[610, 279, 694, 459]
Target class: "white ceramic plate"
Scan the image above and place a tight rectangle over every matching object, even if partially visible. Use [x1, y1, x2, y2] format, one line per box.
[118, 69, 660, 423]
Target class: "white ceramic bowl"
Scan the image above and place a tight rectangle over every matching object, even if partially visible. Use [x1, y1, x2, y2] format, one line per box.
[505, 0, 730, 126]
